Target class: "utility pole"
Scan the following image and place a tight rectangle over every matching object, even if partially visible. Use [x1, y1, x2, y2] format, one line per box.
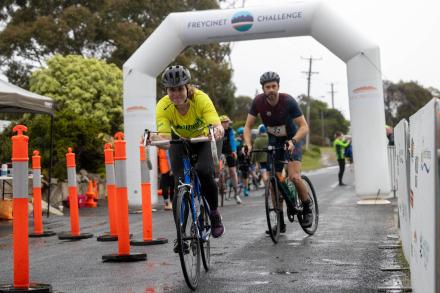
[320, 110, 325, 145]
[328, 83, 337, 109]
[301, 56, 321, 150]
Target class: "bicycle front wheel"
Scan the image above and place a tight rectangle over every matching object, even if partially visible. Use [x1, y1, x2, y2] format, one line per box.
[265, 177, 281, 243]
[199, 199, 211, 272]
[298, 175, 319, 235]
[218, 175, 225, 207]
[174, 187, 200, 290]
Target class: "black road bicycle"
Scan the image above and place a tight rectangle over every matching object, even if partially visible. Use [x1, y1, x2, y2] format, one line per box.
[251, 145, 319, 243]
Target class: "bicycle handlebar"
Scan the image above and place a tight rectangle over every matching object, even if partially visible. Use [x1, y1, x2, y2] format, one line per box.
[144, 126, 219, 174]
[150, 136, 211, 146]
[250, 146, 285, 153]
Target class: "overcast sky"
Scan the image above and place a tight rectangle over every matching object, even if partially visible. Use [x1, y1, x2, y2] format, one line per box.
[224, 0, 440, 119]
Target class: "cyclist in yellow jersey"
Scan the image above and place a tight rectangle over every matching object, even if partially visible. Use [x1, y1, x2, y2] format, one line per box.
[154, 65, 225, 239]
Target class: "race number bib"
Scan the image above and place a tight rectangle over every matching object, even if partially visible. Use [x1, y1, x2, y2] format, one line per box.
[267, 125, 287, 137]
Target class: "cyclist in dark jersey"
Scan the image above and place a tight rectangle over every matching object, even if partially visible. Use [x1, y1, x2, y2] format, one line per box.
[243, 71, 313, 231]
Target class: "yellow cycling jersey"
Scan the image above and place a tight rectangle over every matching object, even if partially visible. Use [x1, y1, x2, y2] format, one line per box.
[156, 88, 220, 138]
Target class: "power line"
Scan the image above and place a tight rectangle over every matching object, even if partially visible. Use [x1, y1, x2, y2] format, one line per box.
[301, 56, 321, 150]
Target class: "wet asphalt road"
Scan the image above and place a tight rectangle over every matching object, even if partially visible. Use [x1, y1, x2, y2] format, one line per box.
[0, 166, 406, 292]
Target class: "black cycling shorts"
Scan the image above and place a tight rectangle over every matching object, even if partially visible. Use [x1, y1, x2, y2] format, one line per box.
[225, 154, 237, 167]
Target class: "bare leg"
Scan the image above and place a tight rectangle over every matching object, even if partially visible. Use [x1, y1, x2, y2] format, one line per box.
[229, 166, 238, 195]
[287, 161, 309, 202]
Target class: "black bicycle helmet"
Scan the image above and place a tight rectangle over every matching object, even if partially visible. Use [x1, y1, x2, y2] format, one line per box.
[259, 71, 280, 85]
[161, 65, 191, 88]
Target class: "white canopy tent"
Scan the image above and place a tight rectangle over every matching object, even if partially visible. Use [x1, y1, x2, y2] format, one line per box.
[0, 79, 54, 115]
[123, 1, 391, 207]
[0, 78, 55, 216]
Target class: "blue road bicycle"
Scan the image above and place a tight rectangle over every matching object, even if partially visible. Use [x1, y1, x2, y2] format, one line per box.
[145, 128, 216, 290]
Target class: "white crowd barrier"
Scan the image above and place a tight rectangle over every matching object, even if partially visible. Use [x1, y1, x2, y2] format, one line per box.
[394, 98, 439, 293]
[387, 145, 397, 197]
[394, 120, 411, 263]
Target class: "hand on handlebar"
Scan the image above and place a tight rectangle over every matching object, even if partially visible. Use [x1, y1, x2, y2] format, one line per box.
[286, 140, 295, 154]
[212, 125, 224, 141]
[143, 130, 151, 147]
[242, 144, 252, 156]
[143, 130, 170, 148]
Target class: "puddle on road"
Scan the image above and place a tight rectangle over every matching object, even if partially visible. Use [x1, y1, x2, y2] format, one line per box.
[82, 221, 107, 230]
[271, 270, 299, 275]
[211, 252, 227, 256]
[319, 258, 358, 266]
[251, 281, 270, 285]
[253, 270, 299, 276]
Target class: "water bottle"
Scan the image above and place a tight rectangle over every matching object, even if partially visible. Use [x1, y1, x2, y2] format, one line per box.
[285, 178, 298, 203]
[277, 175, 294, 202]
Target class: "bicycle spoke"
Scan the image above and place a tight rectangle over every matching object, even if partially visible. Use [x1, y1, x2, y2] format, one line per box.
[265, 178, 280, 243]
[175, 188, 200, 290]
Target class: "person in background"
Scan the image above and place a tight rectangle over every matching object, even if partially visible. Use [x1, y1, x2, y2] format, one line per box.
[158, 148, 174, 210]
[385, 125, 394, 146]
[344, 135, 353, 164]
[236, 127, 252, 197]
[333, 131, 351, 186]
[219, 115, 242, 204]
[252, 124, 269, 187]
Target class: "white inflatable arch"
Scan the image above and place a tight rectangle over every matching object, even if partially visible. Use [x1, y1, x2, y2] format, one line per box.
[123, 1, 390, 207]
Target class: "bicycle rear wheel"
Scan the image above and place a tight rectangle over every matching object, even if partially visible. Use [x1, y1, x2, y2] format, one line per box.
[265, 177, 281, 243]
[174, 187, 200, 290]
[298, 175, 319, 235]
[199, 200, 211, 271]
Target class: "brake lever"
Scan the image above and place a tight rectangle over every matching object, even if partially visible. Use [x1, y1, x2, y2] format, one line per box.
[143, 129, 151, 147]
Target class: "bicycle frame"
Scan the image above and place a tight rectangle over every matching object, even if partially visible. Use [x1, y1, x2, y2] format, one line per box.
[143, 128, 212, 242]
[178, 145, 211, 242]
[256, 146, 300, 215]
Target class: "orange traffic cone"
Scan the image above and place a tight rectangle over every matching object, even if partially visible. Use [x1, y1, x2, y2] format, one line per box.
[0, 125, 52, 292]
[97, 143, 118, 242]
[58, 148, 93, 240]
[102, 132, 146, 262]
[131, 145, 168, 246]
[29, 150, 55, 238]
[85, 180, 97, 208]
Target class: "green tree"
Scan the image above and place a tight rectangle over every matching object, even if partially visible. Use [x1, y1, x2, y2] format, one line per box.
[384, 80, 435, 126]
[298, 95, 349, 145]
[0, 1, 236, 113]
[230, 95, 253, 125]
[30, 55, 123, 134]
[0, 55, 123, 179]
